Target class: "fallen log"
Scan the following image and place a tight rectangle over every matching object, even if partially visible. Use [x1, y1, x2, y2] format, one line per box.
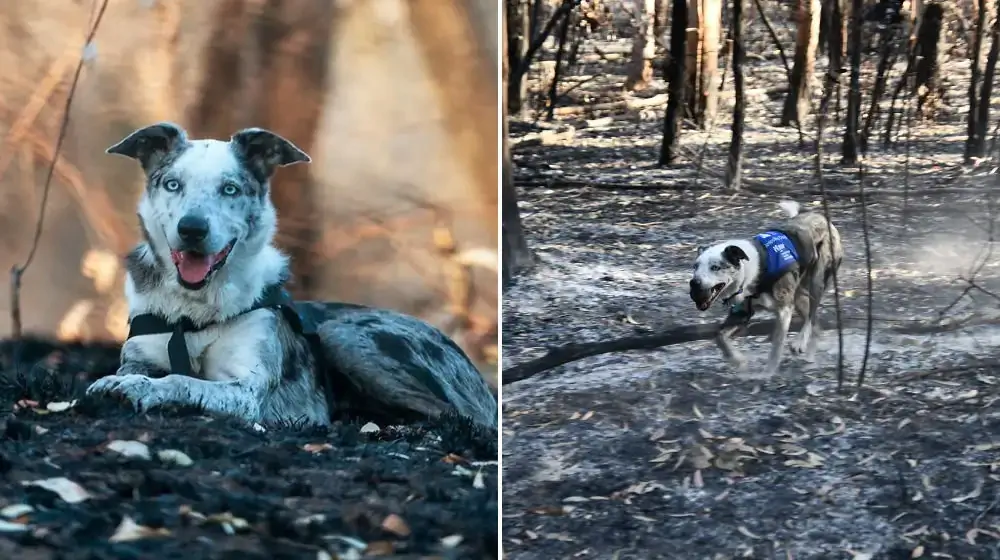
[502, 313, 999, 385]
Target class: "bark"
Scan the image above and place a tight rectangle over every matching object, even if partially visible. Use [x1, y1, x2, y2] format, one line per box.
[660, 0, 689, 165]
[965, 0, 988, 162]
[841, 0, 864, 164]
[654, 0, 672, 37]
[688, 0, 723, 126]
[625, 0, 658, 91]
[971, 0, 1000, 159]
[546, 10, 573, 120]
[505, 0, 531, 116]
[502, 8, 532, 289]
[726, 0, 745, 191]
[913, 2, 944, 118]
[781, 0, 821, 127]
[860, 5, 902, 152]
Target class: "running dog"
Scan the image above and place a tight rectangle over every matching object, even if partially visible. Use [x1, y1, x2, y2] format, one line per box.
[86, 122, 498, 429]
[688, 201, 844, 375]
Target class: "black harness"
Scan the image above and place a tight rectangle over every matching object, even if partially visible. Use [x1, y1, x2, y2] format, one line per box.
[127, 284, 336, 418]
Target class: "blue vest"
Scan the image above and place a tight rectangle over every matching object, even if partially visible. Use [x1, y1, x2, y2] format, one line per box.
[754, 230, 799, 277]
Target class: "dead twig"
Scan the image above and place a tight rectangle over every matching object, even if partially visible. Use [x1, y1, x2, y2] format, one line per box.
[10, 0, 110, 339]
[501, 313, 1000, 384]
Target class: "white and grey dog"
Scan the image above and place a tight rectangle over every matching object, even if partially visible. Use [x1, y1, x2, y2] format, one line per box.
[86, 122, 497, 429]
[688, 201, 844, 376]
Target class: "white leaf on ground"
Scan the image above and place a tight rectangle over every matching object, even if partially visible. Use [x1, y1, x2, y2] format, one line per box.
[157, 449, 193, 467]
[23, 477, 92, 503]
[0, 504, 33, 519]
[109, 515, 170, 542]
[360, 422, 380, 434]
[441, 534, 464, 548]
[472, 470, 485, 489]
[0, 520, 28, 533]
[46, 400, 77, 412]
[107, 440, 151, 460]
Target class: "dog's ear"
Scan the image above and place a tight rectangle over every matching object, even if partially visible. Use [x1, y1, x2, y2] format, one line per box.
[106, 122, 188, 172]
[696, 245, 709, 255]
[230, 128, 311, 182]
[723, 245, 749, 266]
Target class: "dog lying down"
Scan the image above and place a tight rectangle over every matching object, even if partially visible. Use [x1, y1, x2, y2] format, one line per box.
[688, 201, 844, 376]
[86, 123, 497, 429]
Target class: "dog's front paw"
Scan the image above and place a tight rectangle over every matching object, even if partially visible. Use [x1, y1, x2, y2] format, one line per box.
[86, 374, 170, 412]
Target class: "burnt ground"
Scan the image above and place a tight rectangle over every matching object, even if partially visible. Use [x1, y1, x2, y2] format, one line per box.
[0, 337, 498, 559]
[502, 33, 1000, 560]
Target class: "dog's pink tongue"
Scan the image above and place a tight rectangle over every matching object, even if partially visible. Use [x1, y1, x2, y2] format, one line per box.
[176, 253, 212, 284]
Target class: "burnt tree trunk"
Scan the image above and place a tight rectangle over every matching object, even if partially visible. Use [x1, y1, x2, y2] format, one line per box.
[972, 0, 1000, 159]
[685, 0, 722, 126]
[502, 10, 532, 289]
[781, 0, 821, 127]
[626, 0, 659, 90]
[726, 0, 745, 190]
[965, 0, 988, 162]
[841, 0, 864, 164]
[654, 0, 672, 37]
[546, 10, 573, 119]
[860, 5, 903, 152]
[884, 0, 944, 144]
[660, 0, 690, 165]
[506, 0, 531, 116]
[914, 2, 945, 118]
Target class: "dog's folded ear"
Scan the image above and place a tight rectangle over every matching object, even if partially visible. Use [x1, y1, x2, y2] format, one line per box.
[723, 245, 750, 266]
[230, 128, 311, 182]
[106, 122, 188, 172]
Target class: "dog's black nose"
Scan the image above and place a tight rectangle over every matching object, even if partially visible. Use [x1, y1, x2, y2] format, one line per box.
[689, 278, 700, 291]
[177, 215, 210, 243]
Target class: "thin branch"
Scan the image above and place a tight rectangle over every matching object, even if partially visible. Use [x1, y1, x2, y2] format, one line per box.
[10, 0, 112, 339]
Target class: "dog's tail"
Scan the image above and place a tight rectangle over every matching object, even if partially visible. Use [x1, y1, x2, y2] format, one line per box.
[779, 200, 801, 218]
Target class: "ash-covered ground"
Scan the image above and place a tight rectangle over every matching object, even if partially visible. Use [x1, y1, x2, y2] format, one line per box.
[502, 32, 1000, 560]
[0, 337, 498, 559]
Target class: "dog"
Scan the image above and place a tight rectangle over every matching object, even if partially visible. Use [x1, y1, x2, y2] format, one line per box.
[86, 122, 498, 429]
[688, 201, 844, 376]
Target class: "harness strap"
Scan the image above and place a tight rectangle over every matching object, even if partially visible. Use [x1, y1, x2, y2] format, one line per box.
[127, 284, 336, 419]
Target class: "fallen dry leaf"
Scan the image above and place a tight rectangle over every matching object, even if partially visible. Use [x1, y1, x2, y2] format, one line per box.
[737, 525, 762, 540]
[23, 477, 91, 503]
[381, 513, 411, 537]
[365, 540, 395, 555]
[950, 483, 983, 503]
[440, 534, 463, 548]
[157, 449, 193, 467]
[45, 400, 77, 412]
[0, 520, 29, 533]
[109, 515, 170, 542]
[107, 440, 151, 460]
[472, 470, 485, 489]
[303, 443, 334, 454]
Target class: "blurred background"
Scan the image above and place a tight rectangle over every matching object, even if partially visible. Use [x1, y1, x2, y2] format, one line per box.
[0, 0, 499, 385]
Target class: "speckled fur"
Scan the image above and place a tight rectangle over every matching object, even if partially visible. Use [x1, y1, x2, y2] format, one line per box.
[87, 123, 498, 429]
[690, 201, 844, 376]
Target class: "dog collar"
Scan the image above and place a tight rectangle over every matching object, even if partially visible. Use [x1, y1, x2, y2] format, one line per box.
[127, 283, 306, 377]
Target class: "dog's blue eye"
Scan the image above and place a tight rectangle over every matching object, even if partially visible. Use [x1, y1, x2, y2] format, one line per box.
[163, 179, 180, 192]
[711, 265, 720, 272]
[222, 183, 240, 196]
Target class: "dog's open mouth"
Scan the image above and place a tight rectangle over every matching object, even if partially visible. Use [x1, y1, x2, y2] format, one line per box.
[170, 239, 236, 290]
[696, 283, 727, 311]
